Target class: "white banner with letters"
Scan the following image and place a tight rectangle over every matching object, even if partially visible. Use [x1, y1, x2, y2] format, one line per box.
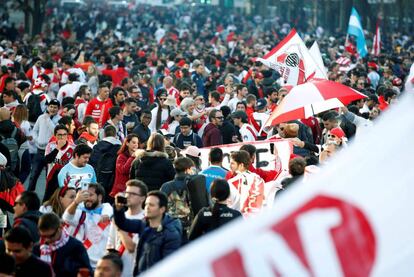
[146, 95, 414, 277]
[199, 139, 292, 173]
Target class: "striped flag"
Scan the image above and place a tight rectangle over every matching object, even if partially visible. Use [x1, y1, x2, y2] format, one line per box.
[347, 7, 368, 58]
[371, 21, 381, 56]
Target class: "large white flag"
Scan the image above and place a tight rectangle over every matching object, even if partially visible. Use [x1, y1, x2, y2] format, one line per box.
[256, 29, 326, 86]
[309, 41, 327, 79]
[146, 94, 414, 277]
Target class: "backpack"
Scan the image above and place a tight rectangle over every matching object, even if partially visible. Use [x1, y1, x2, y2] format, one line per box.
[96, 145, 119, 197]
[0, 127, 19, 172]
[167, 185, 193, 234]
[27, 93, 43, 123]
[174, 132, 197, 148]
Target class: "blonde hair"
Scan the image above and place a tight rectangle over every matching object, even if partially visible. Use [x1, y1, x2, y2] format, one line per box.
[146, 133, 165, 152]
[13, 104, 29, 125]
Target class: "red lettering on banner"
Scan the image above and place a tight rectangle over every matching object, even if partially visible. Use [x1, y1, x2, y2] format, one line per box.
[212, 249, 248, 277]
[210, 195, 376, 276]
[272, 195, 376, 276]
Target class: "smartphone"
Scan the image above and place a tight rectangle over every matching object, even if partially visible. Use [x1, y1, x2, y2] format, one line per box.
[81, 182, 89, 191]
[117, 195, 127, 205]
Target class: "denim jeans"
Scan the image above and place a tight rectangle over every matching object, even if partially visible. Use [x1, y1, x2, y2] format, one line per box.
[18, 149, 31, 184]
[28, 149, 45, 191]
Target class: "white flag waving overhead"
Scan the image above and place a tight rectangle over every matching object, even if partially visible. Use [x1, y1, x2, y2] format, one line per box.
[256, 29, 326, 86]
[146, 94, 414, 277]
[309, 41, 328, 79]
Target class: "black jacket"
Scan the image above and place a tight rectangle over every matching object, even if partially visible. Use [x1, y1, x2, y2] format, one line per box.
[0, 120, 26, 147]
[220, 119, 237, 145]
[15, 255, 53, 277]
[188, 203, 242, 241]
[13, 210, 42, 242]
[89, 138, 121, 168]
[113, 208, 182, 275]
[33, 236, 91, 277]
[130, 150, 175, 191]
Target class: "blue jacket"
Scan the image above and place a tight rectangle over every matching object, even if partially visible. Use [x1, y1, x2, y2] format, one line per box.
[113, 207, 182, 275]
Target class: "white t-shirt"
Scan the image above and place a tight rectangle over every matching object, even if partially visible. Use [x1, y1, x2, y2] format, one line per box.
[57, 81, 82, 104]
[106, 211, 144, 277]
[149, 105, 169, 133]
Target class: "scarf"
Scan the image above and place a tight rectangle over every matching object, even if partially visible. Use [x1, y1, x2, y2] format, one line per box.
[40, 228, 70, 264]
[79, 132, 97, 143]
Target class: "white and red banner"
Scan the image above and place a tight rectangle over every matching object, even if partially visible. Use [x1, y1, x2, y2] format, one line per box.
[146, 94, 414, 277]
[371, 22, 381, 56]
[256, 29, 327, 86]
[199, 139, 292, 173]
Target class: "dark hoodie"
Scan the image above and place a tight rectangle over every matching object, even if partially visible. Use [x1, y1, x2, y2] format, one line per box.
[113, 208, 182, 275]
[89, 137, 121, 168]
[130, 150, 175, 191]
[13, 210, 42, 242]
[0, 119, 26, 147]
[202, 122, 223, 147]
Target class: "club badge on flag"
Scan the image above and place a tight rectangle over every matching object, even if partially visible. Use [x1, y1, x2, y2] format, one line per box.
[256, 29, 326, 86]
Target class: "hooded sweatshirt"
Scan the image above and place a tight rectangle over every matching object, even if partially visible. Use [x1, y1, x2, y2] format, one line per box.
[202, 122, 223, 147]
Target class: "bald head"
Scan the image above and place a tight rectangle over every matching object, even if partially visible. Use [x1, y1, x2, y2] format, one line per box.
[163, 76, 173, 88]
[0, 107, 11, 121]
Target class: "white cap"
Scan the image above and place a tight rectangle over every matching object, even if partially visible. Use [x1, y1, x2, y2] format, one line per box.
[0, 152, 7, 166]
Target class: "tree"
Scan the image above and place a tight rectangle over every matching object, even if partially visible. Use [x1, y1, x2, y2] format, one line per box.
[15, 0, 48, 36]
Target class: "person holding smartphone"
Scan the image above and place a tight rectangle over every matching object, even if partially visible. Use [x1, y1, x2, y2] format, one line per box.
[62, 183, 113, 270]
[107, 180, 147, 277]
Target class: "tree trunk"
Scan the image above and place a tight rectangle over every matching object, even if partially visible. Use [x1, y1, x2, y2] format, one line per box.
[341, 0, 353, 32]
[23, 0, 31, 34]
[31, 0, 46, 36]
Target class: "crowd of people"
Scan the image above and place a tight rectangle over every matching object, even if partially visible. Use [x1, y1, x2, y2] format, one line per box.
[0, 1, 412, 276]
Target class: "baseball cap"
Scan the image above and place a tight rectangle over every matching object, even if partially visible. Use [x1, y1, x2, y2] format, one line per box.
[170, 108, 187, 117]
[255, 72, 264, 79]
[181, 145, 201, 158]
[47, 99, 60, 107]
[231, 111, 248, 120]
[0, 152, 7, 166]
[157, 129, 174, 138]
[255, 98, 267, 110]
[329, 127, 346, 138]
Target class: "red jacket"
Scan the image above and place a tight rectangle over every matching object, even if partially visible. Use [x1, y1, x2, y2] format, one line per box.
[112, 67, 129, 87]
[110, 151, 135, 197]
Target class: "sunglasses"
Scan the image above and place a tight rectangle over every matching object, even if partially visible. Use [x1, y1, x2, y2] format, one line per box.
[215, 116, 224, 120]
[14, 201, 23, 207]
[159, 98, 167, 101]
[40, 228, 59, 239]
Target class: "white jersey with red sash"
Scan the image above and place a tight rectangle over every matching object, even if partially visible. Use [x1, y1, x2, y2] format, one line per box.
[228, 171, 265, 216]
[44, 141, 75, 184]
[106, 211, 144, 277]
[167, 86, 180, 98]
[239, 123, 257, 142]
[62, 203, 113, 269]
